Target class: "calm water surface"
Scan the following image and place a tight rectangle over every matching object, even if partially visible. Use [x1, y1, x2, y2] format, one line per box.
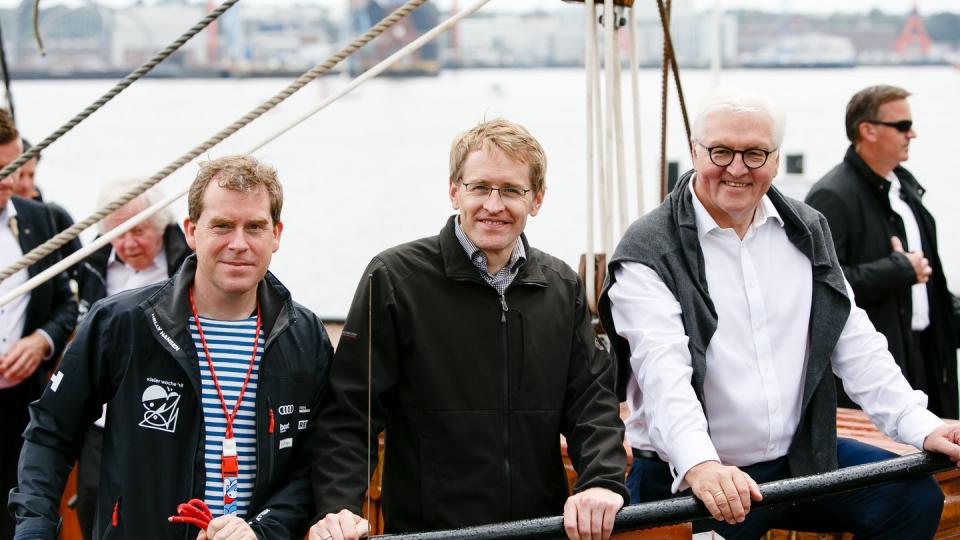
[11, 66, 960, 318]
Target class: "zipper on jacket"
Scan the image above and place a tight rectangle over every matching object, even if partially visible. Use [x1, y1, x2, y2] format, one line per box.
[111, 498, 120, 527]
[499, 292, 511, 519]
[266, 396, 277, 482]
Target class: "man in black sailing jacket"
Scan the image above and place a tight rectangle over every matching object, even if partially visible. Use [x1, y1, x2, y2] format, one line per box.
[806, 85, 960, 419]
[10, 155, 332, 540]
[309, 119, 628, 540]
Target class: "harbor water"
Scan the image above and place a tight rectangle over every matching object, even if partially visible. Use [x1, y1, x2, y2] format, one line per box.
[11, 66, 960, 318]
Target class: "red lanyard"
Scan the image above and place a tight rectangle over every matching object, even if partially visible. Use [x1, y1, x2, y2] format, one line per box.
[188, 288, 261, 479]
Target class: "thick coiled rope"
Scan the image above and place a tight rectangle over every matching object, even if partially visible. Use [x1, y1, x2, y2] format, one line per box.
[0, 0, 240, 183]
[0, 0, 428, 283]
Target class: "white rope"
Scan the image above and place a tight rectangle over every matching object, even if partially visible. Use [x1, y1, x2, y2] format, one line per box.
[251, 0, 493, 152]
[591, 15, 607, 263]
[611, 17, 628, 237]
[0, 0, 431, 285]
[0, 187, 189, 309]
[601, 0, 616, 256]
[627, 6, 645, 217]
[584, 0, 597, 311]
[0, 0, 494, 309]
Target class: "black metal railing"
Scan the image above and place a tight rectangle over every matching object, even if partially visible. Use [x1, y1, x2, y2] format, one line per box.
[374, 452, 955, 539]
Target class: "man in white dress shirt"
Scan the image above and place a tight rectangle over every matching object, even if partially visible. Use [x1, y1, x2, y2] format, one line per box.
[597, 88, 960, 539]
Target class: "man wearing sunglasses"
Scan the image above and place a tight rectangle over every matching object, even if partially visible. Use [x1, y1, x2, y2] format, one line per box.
[807, 85, 960, 420]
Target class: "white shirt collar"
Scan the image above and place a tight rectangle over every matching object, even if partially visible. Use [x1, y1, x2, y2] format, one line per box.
[1, 198, 18, 223]
[688, 173, 783, 241]
[107, 246, 167, 272]
[886, 171, 901, 193]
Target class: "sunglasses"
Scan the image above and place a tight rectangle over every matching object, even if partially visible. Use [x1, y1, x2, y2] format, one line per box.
[864, 119, 913, 133]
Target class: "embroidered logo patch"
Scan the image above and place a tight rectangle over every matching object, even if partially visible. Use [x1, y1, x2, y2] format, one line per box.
[277, 404, 294, 415]
[50, 371, 64, 392]
[138, 383, 182, 433]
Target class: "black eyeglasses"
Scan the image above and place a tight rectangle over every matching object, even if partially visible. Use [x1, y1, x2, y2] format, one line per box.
[864, 119, 913, 133]
[697, 143, 778, 169]
[460, 182, 533, 201]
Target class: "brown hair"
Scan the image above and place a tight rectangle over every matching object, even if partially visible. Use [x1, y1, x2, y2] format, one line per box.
[188, 155, 283, 224]
[0, 109, 18, 145]
[449, 118, 547, 193]
[845, 85, 911, 143]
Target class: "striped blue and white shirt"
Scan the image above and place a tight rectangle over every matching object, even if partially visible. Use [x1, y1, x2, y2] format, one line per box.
[190, 315, 263, 518]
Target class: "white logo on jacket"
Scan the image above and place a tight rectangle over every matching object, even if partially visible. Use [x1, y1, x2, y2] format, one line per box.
[138, 384, 182, 433]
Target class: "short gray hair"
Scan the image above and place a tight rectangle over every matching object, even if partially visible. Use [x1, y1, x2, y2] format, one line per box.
[691, 87, 786, 148]
[97, 178, 175, 233]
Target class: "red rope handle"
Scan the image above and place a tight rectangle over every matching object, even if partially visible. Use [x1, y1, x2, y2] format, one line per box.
[168, 498, 214, 531]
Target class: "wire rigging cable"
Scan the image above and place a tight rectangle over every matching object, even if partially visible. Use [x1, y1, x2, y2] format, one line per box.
[0, 0, 240, 184]
[0, 0, 492, 308]
[0, 0, 430, 285]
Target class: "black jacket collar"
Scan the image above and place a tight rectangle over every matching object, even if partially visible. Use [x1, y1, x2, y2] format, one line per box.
[141, 254, 294, 355]
[843, 145, 927, 203]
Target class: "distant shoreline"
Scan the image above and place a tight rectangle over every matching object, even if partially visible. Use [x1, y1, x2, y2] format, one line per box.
[7, 61, 955, 80]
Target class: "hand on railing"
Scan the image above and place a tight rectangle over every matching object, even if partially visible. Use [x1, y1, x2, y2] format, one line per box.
[683, 460, 762, 525]
[310, 509, 370, 540]
[923, 423, 960, 464]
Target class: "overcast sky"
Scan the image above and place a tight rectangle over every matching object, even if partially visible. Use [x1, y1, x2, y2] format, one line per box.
[0, 0, 957, 14]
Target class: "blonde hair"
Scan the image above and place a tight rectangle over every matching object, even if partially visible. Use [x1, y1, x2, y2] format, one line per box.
[188, 155, 283, 223]
[449, 118, 547, 193]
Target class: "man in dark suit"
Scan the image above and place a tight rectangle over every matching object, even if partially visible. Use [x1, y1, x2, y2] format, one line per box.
[0, 109, 78, 539]
[806, 85, 960, 419]
[15, 139, 82, 273]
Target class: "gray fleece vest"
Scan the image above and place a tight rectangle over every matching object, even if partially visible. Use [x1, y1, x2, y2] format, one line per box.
[598, 171, 851, 476]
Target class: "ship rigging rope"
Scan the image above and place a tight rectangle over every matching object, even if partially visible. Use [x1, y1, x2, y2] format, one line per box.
[656, 0, 692, 153]
[583, 0, 598, 311]
[0, 0, 240, 184]
[0, 0, 494, 307]
[0, 0, 433, 286]
[0, 21, 15, 121]
[657, 0, 671, 198]
[626, 6, 644, 216]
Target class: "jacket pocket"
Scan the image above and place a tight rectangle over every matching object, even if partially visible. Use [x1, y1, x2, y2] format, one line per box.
[419, 437, 440, 526]
[101, 496, 122, 540]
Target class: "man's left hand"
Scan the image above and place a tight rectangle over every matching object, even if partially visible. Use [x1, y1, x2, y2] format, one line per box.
[198, 515, 256, 540]
[0, 332, 50, 381]
[923, 423, 960, 463]
[562, 487, 625, 540]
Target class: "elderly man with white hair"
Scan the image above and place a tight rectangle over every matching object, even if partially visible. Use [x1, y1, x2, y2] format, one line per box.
[597, 87, 960, 539]
[73, 178, 191, 540]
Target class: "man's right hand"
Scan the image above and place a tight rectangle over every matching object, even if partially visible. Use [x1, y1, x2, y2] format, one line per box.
[891, 236, 932, 284]
[309, 509, 369, 540]
[684, 460, 762, 525]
